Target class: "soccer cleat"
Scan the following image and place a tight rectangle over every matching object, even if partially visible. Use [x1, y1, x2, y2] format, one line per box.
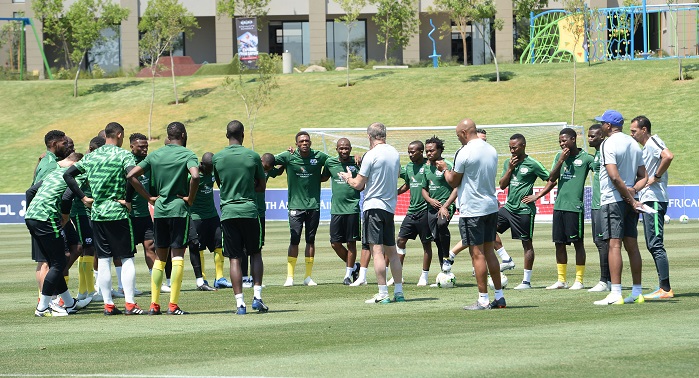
[499, 258, 515, 272]
[349, 278, 367, 286]
[148, 303, 162, 315]
[63, 298, 80, 314]
[365, 293, 391, 304]
[111, 288, 125, 298]
[125, 303, 145, 315]
[103, 304, 123, 316]
[252, 297, 268, 312]
[35, 306, 68, 317]
[352, 262, 360, 282]
[77, 292, 88, 300]
[489, 297, 507, 309]
[197, 282, 217, 291]
[76, 296, 92, 309]
[623, 294, 646, 304]
[393, 293, 406, 302]
[214, 277, 232, 289]
[463, 301, 490, 310]
[90, 291, 102, 302]
[514, 281, 532, 290]
[644, 288, 674, 300]
[546, 281, 568, 290]
[343, 277, 352, 285]
[160, 284, 172, 293]
[593, 293, 624, 306]
[236, 305, 247, 315]
[283, 277, 294, 287]
[167, 305, 189, 315]
[134, 288, 143, 296]
[242, 277, 253, 289]
[303, 277, 317, 286]
[417, 277, 428, 286]
[442, 259, 454, 273]
[569, 281, 585, 290]
[588, 281, 610, 292]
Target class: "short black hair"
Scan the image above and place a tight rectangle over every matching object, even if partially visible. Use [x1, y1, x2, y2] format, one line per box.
[510, 133, 526, 145]
[559, 127, 577, 140]
[129, 133, 147, 143]
[409, 140, 424, 151]
[105, 122, 124, 138]
[66, 152, 84, 162]
[589, 123, 602, 132]
[167, 122, 187, 140]
[631, 115, 651, 133]
[44, 130, 66, 148]
[226, 120, 244, 139]
[295, 131, 310, 142]
[476, 128, 486, 135]
[201, 152, 214, 165]
[89, 136, 106, 151]
[261, 153, 275, 166]
[425, 135, 444, 151]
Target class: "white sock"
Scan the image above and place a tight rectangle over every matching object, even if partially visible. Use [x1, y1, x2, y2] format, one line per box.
[448, 251, 456, 260]
[523, 269, 532, 283]
[631, 284, 643, 297]
[98, 258, 114, 305]
[253, 285, 262, 299]
[378, 285, 388, 296]
[396, 247, 406, 255]
[611, 283, 622, 296]
[120, 257, 136, 303]
[478, 292, 489, 306]
[235, 293, 245, 307]
[38, 295, 51, 310]
[394, 283, 403, 295]
[115, 266, 123, 290]
[494, 289, 504, 300]
[358, 267, 367, 281]
[496, 247, 511, 261]
[166, 278, 171, 286]
[344, 267, 352, 279]
[58, 290, 74, 308]
[196, 277, 205, 287]
[385, 267, 389, 279]
[421, 270, 429, 281]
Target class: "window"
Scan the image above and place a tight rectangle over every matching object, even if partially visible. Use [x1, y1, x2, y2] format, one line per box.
[327, 20, 366, 65]
[282, 22, 310, 65]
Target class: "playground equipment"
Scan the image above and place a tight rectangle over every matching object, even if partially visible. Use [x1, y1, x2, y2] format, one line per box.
[428, 19, 441, 68]
[0, 17, 53, 79]
[521, 2, 699, 63]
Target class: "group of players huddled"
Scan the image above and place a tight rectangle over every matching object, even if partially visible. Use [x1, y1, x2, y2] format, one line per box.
[26, 110, 674, 316]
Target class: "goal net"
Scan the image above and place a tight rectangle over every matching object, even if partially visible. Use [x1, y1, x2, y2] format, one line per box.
[303, 123, 591, 222]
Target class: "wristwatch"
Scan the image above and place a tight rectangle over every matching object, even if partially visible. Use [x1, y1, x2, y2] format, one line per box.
[654, 173, 662, 179]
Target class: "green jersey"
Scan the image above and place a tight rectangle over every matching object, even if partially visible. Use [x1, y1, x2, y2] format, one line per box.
[591, 150, 601, 210]
[257, 167, 281, 217]
[70, 182, 91, 217]
[213, 144, 265, 220]
[130, 155, 151, 218]
[25, 167, 70, 221]
[74, 144, 136, 221]
[33, 151, 57, 185]
[502, 156, 550, 215]
[190, 171, 218, 220]
[322, 156, 361, 215]
[274, 149, 328, 210]
[137, 144, 198, 219]
[552, 150, 594, 213]
[400, 161, 428, 214]
[422, 160, 455, 211]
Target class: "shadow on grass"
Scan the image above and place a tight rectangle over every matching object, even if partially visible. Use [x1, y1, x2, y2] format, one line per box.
[83, 80, 144, 95]
[402, 297, 439, 303]
[337, 70, 396, 87]
[183, 87, 216, 102]
[182, 115, 208, 125]
[463, 71, 515, 82]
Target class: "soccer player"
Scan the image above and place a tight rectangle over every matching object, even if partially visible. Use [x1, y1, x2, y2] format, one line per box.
[213, 120, 268, 314]
[340, 122, 402, 303]
[65, 122, 149, 316]
[586, 124, 611, 292]
[593, 110, 647, 305]
[126, 122, 199, 315]
[26, 152, 87, 316]
[321, 138, 362, 285]
[273, 131, 329, 286]
[438, 118, 505, 310]
[629, 115, 674, 299]
[529, 128, 594, 290]
[188, 152, 221, 291]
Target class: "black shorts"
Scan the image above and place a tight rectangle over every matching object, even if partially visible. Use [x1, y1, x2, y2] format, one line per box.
[260, 216, 266, 247]
[288, 209, 320, 245]
[193, 216, 222, 252]
[26, 219, 66, 267]
[92, 219, 135, 259]
[427, 206, 454, 239]
[362, 208, 396, 246]
[591, 208, 604, 243]
[131, 216, 154, 245]
[330, 213, 361, 243]
[600, 201, 638, 240]
[63, 219, 79, 248]
[153, 217, 190, 249]
[72, 215, 94, 246]
[496, 207, 534, 241]
[552, 210, 584, 244]
[398, 210, 433, 243]
[459, 212, 497, 246]
[31, 237, 47, 263]
[641, 201, 667, 251]
[222, 218, 262, 259]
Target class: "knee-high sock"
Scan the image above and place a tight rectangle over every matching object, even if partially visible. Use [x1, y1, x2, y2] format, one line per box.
[305, 257, 314, 278]
[287, 256, 297, 279]
[115, 266, 123, 289]
[151, 260, 166, 305]
[557, 263, 567, 283]
[120, 257, 136, 304]
[199, 250, 207, 280]
[77, 256, 87, 294]
[575, 265, 585, 284]
[83, 256, 95, 292]
[64, 275, 69, 286]
[214, 248, 224, 280]
[97, 258, 114, 305]
[189, 246, 203, 279]
[170, 257, 184, 305]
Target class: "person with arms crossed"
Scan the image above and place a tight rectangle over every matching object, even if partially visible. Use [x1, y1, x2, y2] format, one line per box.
[586, 124, 612, 292]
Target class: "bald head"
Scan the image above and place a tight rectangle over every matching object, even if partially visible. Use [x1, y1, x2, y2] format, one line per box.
[337, 138, 351, 148]
[456, 118, 477, 145]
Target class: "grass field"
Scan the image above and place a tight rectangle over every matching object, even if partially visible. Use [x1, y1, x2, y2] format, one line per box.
[1, 221, 698, 377]
[1, 59, 698, 192]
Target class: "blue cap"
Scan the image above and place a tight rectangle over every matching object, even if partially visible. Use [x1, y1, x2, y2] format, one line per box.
[595, 110, 624, 127]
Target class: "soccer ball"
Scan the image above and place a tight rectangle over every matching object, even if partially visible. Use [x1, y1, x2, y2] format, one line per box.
[488, 273, 508, 289]
[679, 215, 689, 224]
[664, 215, 671, 224]
[435, 272, 456, 288]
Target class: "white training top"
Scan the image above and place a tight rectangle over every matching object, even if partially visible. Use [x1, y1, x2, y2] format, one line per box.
[599, 131, 644, 206]
[639, 134, 668, 203]
[359, 143, 401, 213]
[453, 138, 499, 217]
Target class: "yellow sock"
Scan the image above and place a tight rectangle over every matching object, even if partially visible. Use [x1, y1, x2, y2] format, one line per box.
[575, 265, 585, 283]
[151, 260, 166, 305]
[305, 257, 314, 278]
[169, 257, 184, 305]
[64, 275, 69, 286]
[214, 248, 224, 280]
[77, 256, 87, 294]
[199, 250, 207, 281]
[557, 263, 567, 283]
[287, 256, 297, 279]
[83, 256, 95, 291]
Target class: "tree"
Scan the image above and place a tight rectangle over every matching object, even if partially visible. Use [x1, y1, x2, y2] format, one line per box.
[372, 0, 419, 64]
[222, 54, 281, 151]
[512, 0, 549, 59]
[562, 0, 591, 125]
[665, 0, 685, 80]
[139, 0, 198, 138]
[337, 0, 367, 87]
[33, 0, 129, 97]
[0, 20, 23, 71]
[216, 0, 270, 19]
[470, 0, 504, 81]
[430, 0, 478, 65]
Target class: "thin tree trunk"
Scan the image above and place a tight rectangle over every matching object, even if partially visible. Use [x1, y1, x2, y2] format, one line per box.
[571, 60, 577, 125]
[346, 27, 351, 87]
[170, 47, 178, 104]
[384, 13, 390, 63]
[73, 52, 85, 98]
[149, 61, 157, 140]
[487, 43, 500, 82]
[462, 33, 468, 66]
[251, 110, 258, 151]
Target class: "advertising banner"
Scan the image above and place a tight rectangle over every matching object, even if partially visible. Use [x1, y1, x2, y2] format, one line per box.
[235, 17, 259, 69]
